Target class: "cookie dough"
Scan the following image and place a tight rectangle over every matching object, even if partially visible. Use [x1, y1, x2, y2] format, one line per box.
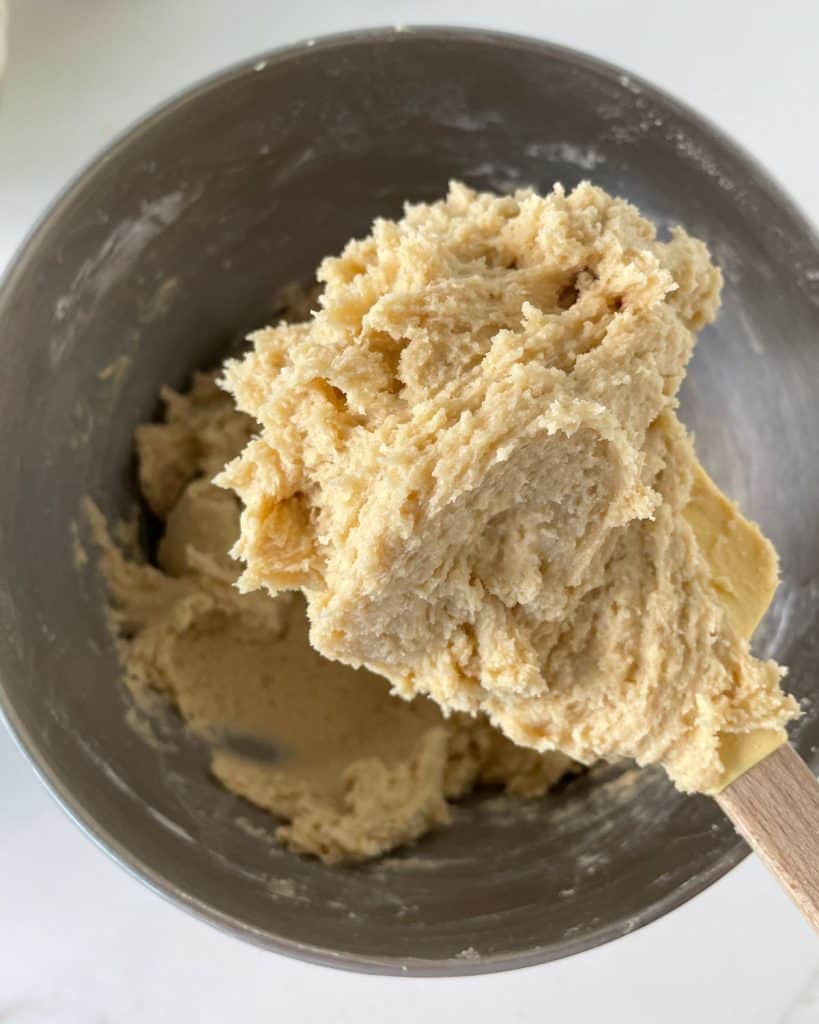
[218, 181, 798, 794]
[94, 373, 570, 864]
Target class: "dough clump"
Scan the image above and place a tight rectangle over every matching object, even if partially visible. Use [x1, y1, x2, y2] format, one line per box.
[95, 373, 570, 864]
[218, 181, 797, 793]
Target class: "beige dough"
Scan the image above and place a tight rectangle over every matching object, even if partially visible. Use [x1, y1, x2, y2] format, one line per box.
[93, 373, 570, 864]
[218, 181, 798, 794]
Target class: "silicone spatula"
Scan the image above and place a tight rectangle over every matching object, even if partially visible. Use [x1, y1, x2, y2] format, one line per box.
[685, 463, 819, 932]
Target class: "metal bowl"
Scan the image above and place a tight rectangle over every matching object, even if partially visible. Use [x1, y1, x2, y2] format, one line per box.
[1, 27, 817, 976]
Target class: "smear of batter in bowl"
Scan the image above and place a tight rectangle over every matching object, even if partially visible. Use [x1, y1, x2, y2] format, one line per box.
[91, 372, 570, 864]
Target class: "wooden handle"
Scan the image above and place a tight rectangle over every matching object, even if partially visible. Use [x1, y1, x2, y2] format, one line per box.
[716, 743, 819, 933]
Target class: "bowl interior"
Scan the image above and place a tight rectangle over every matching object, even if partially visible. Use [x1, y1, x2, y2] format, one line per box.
[1, 28, 818, 975]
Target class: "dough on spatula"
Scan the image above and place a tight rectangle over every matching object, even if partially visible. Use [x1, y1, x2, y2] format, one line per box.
[218, 182, 798, 793]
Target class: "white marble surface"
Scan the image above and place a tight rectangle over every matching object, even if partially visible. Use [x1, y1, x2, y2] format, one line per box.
[1, 1, 817, 1020]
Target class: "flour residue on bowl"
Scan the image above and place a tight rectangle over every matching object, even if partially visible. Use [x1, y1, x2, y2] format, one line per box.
[51, 190, 189, 370]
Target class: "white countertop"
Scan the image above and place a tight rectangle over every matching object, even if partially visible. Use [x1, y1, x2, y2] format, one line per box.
[1, 2, 816, 1020]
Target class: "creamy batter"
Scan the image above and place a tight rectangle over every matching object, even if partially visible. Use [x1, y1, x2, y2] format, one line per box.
[218, 181, 798, 794]
[94, 373, 570, 864]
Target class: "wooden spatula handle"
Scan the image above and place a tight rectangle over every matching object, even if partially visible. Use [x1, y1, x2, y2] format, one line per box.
[716, 743, 819, 933]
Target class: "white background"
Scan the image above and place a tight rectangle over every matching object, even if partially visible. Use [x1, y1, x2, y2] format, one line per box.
[1, 2, 817, 1021]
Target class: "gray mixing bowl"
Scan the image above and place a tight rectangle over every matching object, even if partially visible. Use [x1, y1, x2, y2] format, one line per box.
[1, 27, 818, 975]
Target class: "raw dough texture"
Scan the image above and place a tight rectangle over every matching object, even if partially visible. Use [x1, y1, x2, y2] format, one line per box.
[218, 181, 797, 794]
[95, 373, 570, 864]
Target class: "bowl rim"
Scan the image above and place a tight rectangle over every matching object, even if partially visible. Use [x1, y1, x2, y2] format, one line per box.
[1, 23, 817, 977]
